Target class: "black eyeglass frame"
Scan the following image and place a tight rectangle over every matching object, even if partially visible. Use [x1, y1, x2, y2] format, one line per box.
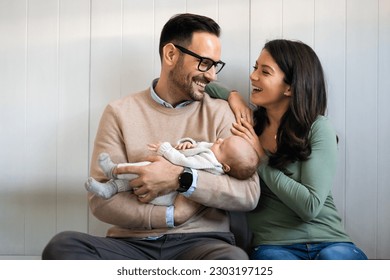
[173, 44, 226, 74]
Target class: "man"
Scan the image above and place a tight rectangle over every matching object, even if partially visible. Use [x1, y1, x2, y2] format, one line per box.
[42, 13, 260, 260]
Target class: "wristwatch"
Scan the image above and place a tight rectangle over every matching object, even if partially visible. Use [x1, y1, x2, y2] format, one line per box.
[177, 167, 193, 193]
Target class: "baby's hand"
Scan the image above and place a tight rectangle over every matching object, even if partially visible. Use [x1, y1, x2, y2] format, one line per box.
[148, 143, 161, 152]
[175, 141, 194, 150]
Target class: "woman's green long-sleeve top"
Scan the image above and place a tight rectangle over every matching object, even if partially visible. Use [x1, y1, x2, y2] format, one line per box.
[206, 83, 351, 246]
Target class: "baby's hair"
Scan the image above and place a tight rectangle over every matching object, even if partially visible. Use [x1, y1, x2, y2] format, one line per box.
[227, 154, 259, 180]
[225, 138, 260, 180]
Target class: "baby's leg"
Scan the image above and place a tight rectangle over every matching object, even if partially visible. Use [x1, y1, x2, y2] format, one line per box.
[98, 153, 151, 180]
[116, 161, 151, 180]
[98, 153, 117, 179]
[85, 178, 130, 199]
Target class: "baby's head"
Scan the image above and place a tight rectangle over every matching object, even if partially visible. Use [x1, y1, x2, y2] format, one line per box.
[210, 135, 259, 180]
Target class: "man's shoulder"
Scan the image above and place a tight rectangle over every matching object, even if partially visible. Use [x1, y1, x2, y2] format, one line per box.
[202, 93, 230, 110]
[201, 94, 235, 124]
[108, 88, 150, 108]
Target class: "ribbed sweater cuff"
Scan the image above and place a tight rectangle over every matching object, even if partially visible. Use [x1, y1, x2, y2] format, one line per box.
[150, 205, 168, 229]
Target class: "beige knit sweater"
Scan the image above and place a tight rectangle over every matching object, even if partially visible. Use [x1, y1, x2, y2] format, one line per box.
[88, 88, 260, 238]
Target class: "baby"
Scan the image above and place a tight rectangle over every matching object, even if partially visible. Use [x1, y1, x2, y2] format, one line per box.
[85, 135, 259, 205]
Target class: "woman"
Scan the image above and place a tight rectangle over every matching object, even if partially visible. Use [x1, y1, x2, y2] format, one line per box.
[206, 39, 367, 260]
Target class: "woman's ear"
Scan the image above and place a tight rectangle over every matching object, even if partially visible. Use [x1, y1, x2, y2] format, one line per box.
[283, 86, 292, 97]
[222, 163, 231, 173]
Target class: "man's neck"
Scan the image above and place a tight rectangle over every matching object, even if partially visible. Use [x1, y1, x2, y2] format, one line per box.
[154, 78, 175, 104]
[152, 78, 192, 108]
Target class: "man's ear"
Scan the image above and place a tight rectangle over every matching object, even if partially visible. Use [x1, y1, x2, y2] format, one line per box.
[162, 43, 178, 67]
[222, 163, 231, 173]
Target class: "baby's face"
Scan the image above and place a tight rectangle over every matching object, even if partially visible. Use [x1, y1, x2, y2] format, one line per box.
[210, 138, 227, 162]
[210, 136, 249, 163]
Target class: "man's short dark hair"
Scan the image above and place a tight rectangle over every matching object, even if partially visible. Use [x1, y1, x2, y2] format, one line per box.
[159, 13, 221, 60]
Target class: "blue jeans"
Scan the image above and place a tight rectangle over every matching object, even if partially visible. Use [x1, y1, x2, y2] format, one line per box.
[250, 242, 368, 260]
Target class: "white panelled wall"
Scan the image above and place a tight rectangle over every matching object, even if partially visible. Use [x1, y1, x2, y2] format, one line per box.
[0, 0, 389, 259]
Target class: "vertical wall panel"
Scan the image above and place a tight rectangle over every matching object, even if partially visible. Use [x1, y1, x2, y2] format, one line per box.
[251, 0, 283, 45]
[88, 0, 124, 237]
[282, 0, 315, 46]
[314, 0, 347, 222]
[218, 0, 251, 99]
[345, 0, 378, 259]
[187, 0, 218, 20]
[378, 0, 390, 260]
[250, 0, 283, 49]
[122, 0, 154, 94]
[250, 0, 283, 101]
[0, 0, 27, 256]
[56, 0, 90, 233]
[24, 0, 59, 255]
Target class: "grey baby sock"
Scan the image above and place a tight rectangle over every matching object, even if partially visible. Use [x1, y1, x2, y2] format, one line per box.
[98, 153, 117, 179]
[85, 177, 130, 199]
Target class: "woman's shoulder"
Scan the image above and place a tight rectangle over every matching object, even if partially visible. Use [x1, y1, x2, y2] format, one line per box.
[312, 115, 332, 128]
[310, 115, 336, 139]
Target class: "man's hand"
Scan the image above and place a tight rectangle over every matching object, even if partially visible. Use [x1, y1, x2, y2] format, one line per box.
[115, 155, 183, 203]
[174, 194, 203, 225]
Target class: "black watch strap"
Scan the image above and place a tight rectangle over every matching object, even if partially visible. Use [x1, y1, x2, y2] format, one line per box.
[177, 167, 193, 193]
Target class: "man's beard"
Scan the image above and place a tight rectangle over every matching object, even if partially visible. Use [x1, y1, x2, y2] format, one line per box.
[169, 59, 205, 102]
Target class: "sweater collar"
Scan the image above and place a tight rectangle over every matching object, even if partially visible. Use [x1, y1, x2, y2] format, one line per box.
[150, 78, 192, 108]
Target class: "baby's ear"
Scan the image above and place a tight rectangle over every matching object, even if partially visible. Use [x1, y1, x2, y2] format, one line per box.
[222, 163, 231, 173]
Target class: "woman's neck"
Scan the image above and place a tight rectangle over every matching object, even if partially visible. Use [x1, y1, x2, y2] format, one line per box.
[260, 106, 288, 153]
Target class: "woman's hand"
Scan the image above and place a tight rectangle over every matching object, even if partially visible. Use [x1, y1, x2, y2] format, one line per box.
[228, 91, 254, 126]
[173, 195, 203, 225]
[232, 119, 265, 159]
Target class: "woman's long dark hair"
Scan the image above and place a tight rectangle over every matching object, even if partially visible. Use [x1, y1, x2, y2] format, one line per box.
[253, 39, 327, 170]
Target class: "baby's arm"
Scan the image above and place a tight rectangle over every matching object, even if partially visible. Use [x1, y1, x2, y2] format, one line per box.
[175, 141, 195, 150]
[148, 140, 194, 151]
[175, 137, 197, 150]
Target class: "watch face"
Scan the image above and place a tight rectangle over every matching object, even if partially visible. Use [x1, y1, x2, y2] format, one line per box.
[180, 172, 193, 187]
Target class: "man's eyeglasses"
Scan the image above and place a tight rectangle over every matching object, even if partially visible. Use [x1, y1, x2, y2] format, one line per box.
[174, 44, 226, 74]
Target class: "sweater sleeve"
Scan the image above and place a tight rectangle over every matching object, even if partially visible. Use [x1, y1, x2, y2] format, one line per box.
[194, 171, 260, 211]
[157, 142, 195, 166]
[88, 104, 167, 230]
[259, 117, 338, 221]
